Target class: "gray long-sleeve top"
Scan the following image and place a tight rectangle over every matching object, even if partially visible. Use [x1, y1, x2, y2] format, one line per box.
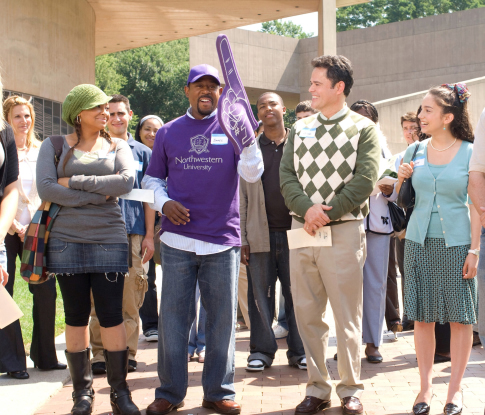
[36, 136, 135, 244]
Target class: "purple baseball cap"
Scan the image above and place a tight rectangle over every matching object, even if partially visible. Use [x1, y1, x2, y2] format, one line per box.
[187, 64, 220, 86]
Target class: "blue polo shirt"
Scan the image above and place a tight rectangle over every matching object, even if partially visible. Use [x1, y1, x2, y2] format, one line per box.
[118, 133, 152, 235]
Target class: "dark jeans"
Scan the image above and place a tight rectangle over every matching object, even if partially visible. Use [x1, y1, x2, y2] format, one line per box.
[385, 237, 401, 329]
[247, 231, 305, 367]
[155, 243, 239, 403]
[57, 272, 124, 328]
[0, 233, 58, 372]
[139, 258, 158, 333]
[277, 290, 288, 331]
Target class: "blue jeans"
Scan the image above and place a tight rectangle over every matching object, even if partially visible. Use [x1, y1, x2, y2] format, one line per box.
[155, 243, 239, 404]
[46, 237, 128, 274]
[247, 232, 305, 367]
[277, 291, 288, 330]
[188, 282, 206, 356]
[478, 228, 485, 348]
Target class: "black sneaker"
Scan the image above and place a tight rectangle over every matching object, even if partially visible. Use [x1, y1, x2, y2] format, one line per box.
[91, 361, 106, 375]
[128, 359, 137, 372]
[144, 330, 159, 342]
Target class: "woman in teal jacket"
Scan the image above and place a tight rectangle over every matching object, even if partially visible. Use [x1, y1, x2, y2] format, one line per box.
[397, 83, 479, 415]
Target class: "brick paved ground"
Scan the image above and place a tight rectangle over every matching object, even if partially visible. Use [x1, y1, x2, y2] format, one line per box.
[35, 321, 485, 415]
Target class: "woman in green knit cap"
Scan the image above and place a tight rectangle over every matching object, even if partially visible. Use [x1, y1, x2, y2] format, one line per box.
[36, 84, 140, 415]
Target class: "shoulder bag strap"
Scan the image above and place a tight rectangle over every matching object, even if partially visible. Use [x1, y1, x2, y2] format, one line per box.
[49, 136, 64, 168]
[411, 142, 420, 161]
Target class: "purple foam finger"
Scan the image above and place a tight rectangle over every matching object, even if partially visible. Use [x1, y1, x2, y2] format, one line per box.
[216, 34, 259, 155]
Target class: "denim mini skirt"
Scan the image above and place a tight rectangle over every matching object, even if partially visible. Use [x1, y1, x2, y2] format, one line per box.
[46, 237, 129, 274]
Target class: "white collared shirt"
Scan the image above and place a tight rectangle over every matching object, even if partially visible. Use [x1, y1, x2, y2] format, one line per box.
[319, 103, 349, 121]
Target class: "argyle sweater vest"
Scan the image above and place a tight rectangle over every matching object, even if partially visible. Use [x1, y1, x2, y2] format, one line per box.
[293, 110, 374, 221]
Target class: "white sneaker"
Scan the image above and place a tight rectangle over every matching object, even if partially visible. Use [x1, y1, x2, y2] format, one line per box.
[297, 357, 307, 370]
[273, 325, 289, 339]
[246, 359, 266, 372]
[198, 350, 206, 363]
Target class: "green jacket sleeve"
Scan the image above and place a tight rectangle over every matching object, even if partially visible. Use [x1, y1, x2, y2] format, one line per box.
[326, 124, 381, 220]
[279, 126, 314, 219]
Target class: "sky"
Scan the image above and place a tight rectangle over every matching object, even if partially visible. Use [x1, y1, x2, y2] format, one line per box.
[239, 12, 319, 37]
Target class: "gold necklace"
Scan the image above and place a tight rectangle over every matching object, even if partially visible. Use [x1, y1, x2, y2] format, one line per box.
[429, 138, 457, 152]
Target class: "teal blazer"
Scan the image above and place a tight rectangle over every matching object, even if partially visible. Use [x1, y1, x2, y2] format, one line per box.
[404, 139, 473, 248]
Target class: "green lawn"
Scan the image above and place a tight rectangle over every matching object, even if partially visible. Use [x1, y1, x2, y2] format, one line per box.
[12, 258, 65, 350]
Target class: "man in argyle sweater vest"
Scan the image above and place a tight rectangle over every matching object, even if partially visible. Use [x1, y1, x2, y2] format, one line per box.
[280, 55, 380, 415]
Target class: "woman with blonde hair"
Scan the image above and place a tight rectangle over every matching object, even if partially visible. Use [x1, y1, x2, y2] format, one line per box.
[0, 96, 65, 379]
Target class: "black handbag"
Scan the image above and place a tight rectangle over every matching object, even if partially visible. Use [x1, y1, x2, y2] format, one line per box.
[388, 202, 407, 232]
[397, 143, 420, 209]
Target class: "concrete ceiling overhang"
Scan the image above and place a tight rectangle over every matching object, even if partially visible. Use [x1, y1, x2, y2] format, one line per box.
[88, 0, 370, 55]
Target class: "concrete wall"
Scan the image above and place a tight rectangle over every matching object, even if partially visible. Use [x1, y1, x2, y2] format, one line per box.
[375, 76, 485, 155]
[0, 0, 95, 102]
[338, 7, 485, 104]
[192, 7, 485, 109]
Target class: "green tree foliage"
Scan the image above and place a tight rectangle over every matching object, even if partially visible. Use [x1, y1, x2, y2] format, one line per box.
[258, 20, 312, 127]
[95, 39, 190, 126]
[95, 55, 127, 96]
[337, 0, 485, 31]
[260, 20, 314, 39]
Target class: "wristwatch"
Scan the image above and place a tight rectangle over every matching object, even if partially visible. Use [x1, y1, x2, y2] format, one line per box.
[468, 249, 480, 256]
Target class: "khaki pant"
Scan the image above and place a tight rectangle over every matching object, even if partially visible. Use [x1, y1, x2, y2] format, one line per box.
[290, 219, 366, 400]
[90, 234, 148, 362]
[237, 263, 251, 329]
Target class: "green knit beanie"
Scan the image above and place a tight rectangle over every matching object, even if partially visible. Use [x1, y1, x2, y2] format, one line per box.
[62, 84, 112, 127]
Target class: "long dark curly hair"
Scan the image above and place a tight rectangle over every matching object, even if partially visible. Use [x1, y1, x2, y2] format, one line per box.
[427, 85, 474, 143]
[415, 106, 430, 142]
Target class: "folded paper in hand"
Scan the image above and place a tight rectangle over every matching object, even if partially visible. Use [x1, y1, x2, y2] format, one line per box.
[119, 189, 154, 204]
[0, 284, 24, 329]
[370, 176, 398, 196]
[287, 227, 332, 250]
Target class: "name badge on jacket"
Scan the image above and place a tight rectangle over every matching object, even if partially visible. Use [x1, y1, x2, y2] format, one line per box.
[413, 157, 425, 168]
[299, 127, 316, 138]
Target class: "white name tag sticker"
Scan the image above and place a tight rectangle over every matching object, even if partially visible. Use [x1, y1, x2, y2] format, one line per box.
[133, 160, 143, 172]
[413, 157, 425, 168]
[211, 134, 228, 145]
[99, 151, 116, 160]
[299, 127, 316, 138]
[119, 189, 154, 203]
[287, 227, 332, 250]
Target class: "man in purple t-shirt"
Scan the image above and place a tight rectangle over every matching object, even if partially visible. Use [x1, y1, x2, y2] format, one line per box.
[142, 64, 263, 415]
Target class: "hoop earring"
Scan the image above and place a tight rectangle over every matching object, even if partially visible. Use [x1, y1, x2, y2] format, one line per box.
[76, 115, 81, 124]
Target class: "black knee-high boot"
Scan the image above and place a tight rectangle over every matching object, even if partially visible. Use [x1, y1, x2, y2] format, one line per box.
[104, 347, 140, 415]
[65, 348, 95, 415]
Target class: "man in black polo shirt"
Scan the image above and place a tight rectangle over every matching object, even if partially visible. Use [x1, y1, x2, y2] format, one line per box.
[240, 92, 305, 372]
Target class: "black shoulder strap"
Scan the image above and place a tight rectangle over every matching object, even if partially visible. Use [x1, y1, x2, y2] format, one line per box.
[49, 135, 64, 167]
[411, 142, 420, 161]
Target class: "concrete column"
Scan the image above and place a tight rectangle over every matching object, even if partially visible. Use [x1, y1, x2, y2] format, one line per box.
[318, 0, 337, 56]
